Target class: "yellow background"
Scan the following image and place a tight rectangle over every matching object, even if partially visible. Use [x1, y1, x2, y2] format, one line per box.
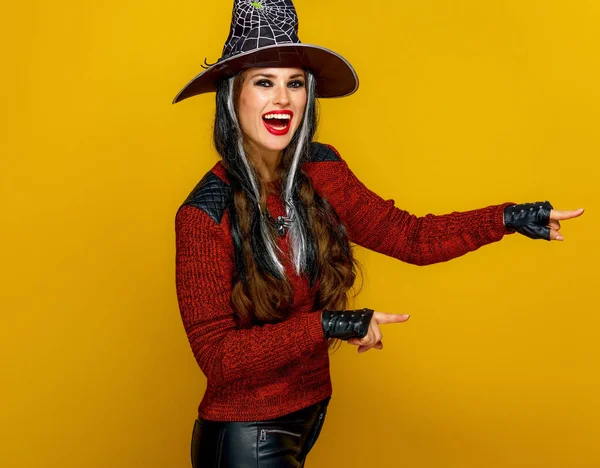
[2, 0, 598, 466]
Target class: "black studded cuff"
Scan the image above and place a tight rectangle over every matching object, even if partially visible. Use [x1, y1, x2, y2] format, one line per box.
[321, 308, 374, 340]
[503, 201, 554, 240]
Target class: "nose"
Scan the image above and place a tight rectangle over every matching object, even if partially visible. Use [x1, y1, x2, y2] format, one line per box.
[272, 84, 290, 106]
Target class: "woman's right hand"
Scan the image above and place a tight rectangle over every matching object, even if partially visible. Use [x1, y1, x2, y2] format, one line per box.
[347, 312, 410, 354]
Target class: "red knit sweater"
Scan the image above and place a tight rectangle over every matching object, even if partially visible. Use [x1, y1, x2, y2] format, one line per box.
[175, 143, 516, 422]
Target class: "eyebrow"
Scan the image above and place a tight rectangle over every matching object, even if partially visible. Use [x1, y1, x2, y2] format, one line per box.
[250, 73, 305, 79]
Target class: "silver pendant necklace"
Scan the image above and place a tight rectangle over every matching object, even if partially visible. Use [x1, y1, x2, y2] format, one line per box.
[266, 210, 292, 236]
[263, 185, 293, 236]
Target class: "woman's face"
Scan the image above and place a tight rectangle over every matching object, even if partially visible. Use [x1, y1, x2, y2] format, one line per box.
[237, 67, 307, 154]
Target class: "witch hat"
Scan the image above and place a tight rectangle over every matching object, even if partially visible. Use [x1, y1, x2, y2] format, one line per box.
[172, 0, 359, 103]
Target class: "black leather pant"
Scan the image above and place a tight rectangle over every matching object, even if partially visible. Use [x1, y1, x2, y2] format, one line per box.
[191, 396, 331, 467]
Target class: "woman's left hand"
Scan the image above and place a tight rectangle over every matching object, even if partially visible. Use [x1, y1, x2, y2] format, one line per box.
[504, 202, 585, 241]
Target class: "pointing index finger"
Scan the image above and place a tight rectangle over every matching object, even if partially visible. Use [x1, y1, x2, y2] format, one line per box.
[550, 208, 585, 221]
[373, 312, 411, 324]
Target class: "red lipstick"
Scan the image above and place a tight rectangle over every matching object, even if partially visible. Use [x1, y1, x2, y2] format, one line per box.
[262, 110, 293, 136]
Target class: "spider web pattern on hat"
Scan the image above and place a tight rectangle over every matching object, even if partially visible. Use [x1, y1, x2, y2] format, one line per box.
[173, 0, 359, 101]
[222, 0, 300, 60]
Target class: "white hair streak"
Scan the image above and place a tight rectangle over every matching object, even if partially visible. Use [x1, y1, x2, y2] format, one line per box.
[284, 72, 315, 275]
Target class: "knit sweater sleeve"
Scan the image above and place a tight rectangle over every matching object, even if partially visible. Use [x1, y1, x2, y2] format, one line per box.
[175, 205, 326, 387]
[322, 144, 517, 266]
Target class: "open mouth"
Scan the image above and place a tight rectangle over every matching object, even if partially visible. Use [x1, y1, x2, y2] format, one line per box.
[262, 111, 293, 135]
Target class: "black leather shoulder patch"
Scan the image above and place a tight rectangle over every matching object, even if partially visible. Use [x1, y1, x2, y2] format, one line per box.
[310, 142, 341, 162]
[181, 171, 231, 225]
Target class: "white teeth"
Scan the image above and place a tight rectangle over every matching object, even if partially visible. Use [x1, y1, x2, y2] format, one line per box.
[263, 113, 291, 120]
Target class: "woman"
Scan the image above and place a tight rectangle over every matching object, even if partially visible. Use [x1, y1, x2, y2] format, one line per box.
[173, 1, 584, 466]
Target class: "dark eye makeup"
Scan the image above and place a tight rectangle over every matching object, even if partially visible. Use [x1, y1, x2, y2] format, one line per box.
[254, 79, 305, 88]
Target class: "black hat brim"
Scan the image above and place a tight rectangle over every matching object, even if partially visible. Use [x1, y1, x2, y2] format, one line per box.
[172, 43, 358, 104]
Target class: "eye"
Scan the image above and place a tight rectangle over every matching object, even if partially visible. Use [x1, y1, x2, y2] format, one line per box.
[289, 80, 305, 88]
[255, 79, 272, 87]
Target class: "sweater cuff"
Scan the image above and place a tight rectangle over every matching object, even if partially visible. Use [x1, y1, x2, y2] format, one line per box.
[491, 202, 518, 238]
[301, 311, 326, 348]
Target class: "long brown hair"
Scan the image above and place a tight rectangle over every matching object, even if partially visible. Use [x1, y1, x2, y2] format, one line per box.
[213, 69, 363, 351]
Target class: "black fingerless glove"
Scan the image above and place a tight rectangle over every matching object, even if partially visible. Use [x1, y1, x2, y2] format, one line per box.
[503, 201, 553, 240]
[321, 308, 374, 340]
